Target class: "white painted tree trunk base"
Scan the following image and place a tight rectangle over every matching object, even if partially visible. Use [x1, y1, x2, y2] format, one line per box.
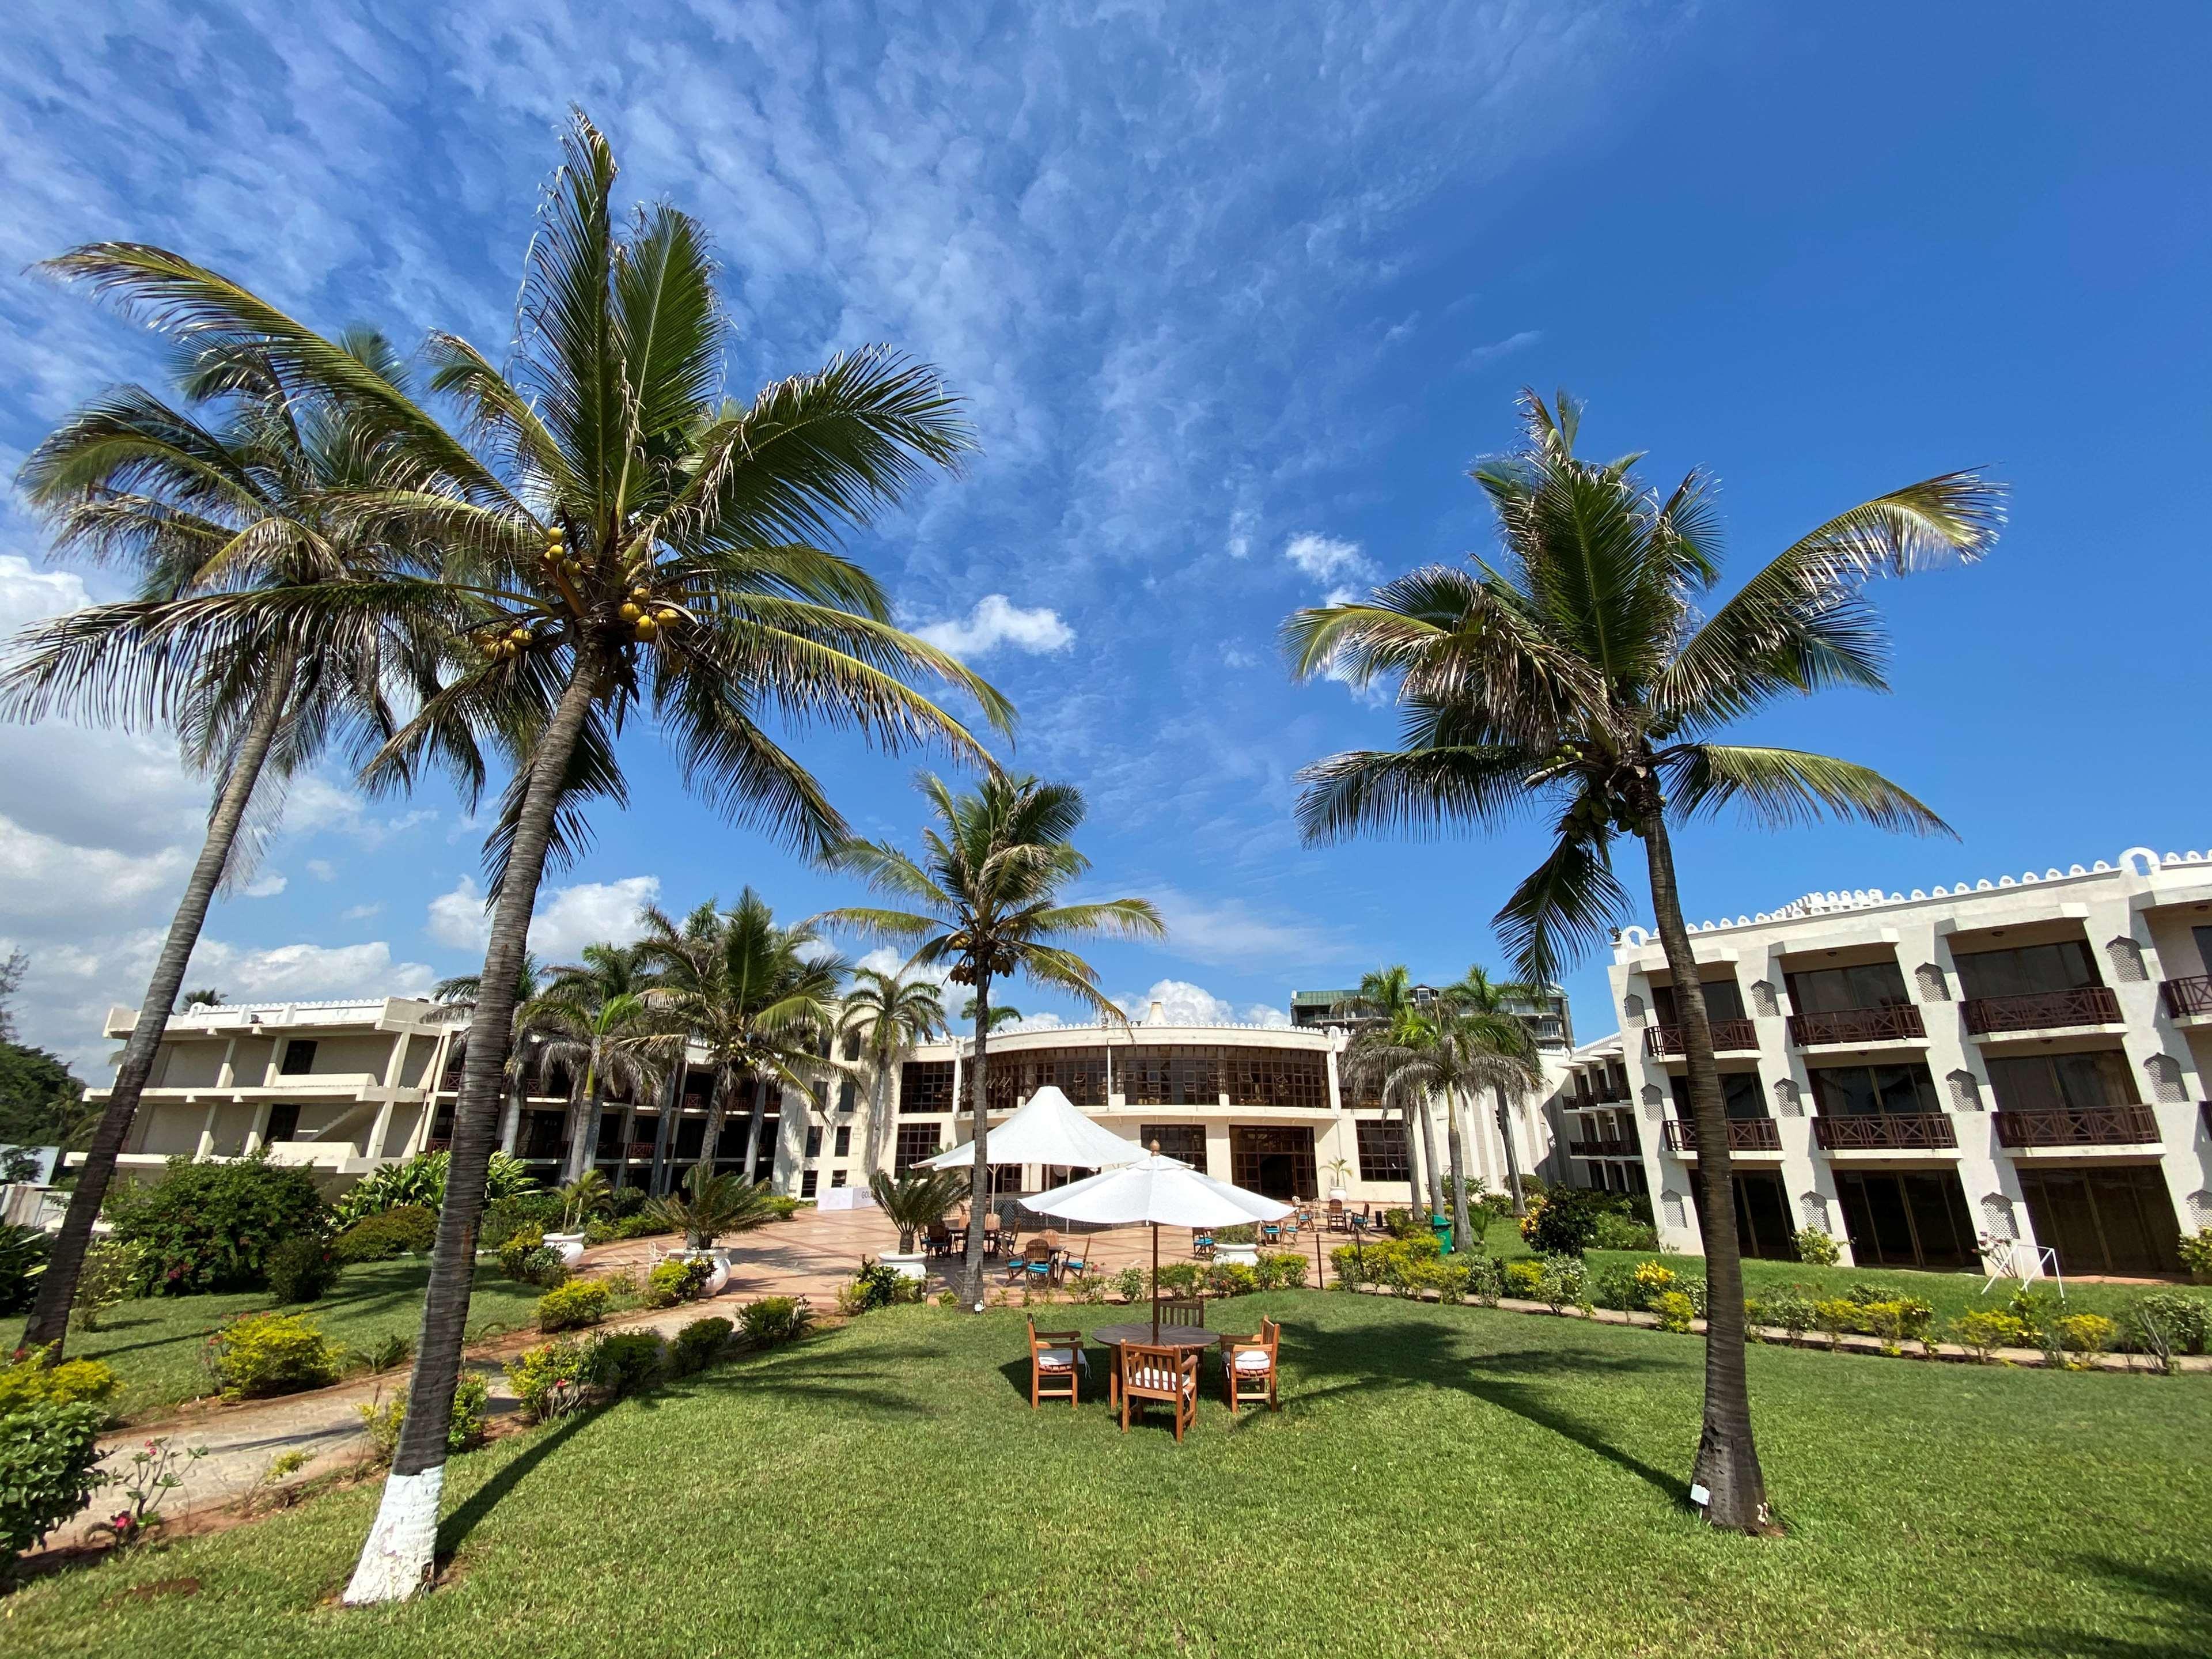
[343, 1465, 445, 1604]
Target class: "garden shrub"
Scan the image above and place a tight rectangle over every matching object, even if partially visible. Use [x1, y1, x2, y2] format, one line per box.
[1536, 1254, 1589, 1315]
[0, 1402, 108, 1569]
[482, 1193, 563, 1252]
[333, 1149, 536, 1225]
[1591, 1212, 1659, 1252]
[70, 1239, 143, 1333]
[1793, 1227, 1842, 1267]
[1465, 1254, 1508, 1306]
[1813, 1297, 1859, 1346]
[1521, 1188, 1602, 1256]
[1632, 1259, 1675, 1305]
[106, 1154, 328, 1296]
[645, 1256, 714, 1309]
[669, 1317, 733, 1376]
[1650, 1290, 1696, 1332]
[0, 1347, 118, 1416]
[1069, 1272, 1108, 1305]
[332, 1205, 437, 1263]
[1857, 1298, 1935, 1356]
[1153, 1261, 1205, 1296]
[1256, 1252, 1308, 1290]
[0, 1222, 48, 1316]
[1111, 1266, 1146, 1302]
[1205, 1262, 1261, 1298]
[1402, 1259, 1472, 1302]
[596, 1331, 666, 1396]
[506, 1337, 597, 1423]
[205, 1312, 339, 1399]
[2055, 1313, 2118, 1366]
[1589, 1263, 1638, 1312]
[763, 1194, 801, 1222]
[1951, 1309, 2029, 1361]
[838, 1258, 923, 1316]
[2177, 1225, 2212, 1283]
[1752, 1288, 1817, 1344]
[738, 1296, 811, 1346]
[536, 1278, 615, 1332]
[355, 1372, 488, 1462]
[2130, 1290, 2210, 1356]
[1503, 1258, 1545, 1299]
[264, 1234, 342, 1304]
[1211, 1223, 1258, 1244]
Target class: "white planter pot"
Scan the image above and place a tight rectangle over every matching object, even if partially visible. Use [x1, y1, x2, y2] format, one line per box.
[541, 1231, 588, 1268]
[1215, 1241, 1259, 1267]
[881, 1251, 928, 1282]
[668, 1248, 730, 1296]
[1328, 1187, 1349, 1202]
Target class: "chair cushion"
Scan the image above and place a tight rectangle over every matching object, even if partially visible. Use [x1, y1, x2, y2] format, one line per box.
[1233, 1349, 1274, 1372]
[1130, 1367, 1192, 1393]
[1034, 1348, 1076, 1371]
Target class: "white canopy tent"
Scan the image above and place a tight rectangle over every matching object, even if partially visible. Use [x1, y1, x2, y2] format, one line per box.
[920, 1085, 1144, 1175]
[1024, 1151, 1292, 1336]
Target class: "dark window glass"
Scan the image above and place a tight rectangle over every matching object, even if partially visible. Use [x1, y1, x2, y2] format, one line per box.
[804, 1125, 823, 1159]
[1142, 1124, 1207, 1168]
[1834, 1171, 1976, 1269]
[1653, 977, 1746, 1024]
[837, 1080, 857, 1115]
[900, 1061, 956, 1113]
[1984, 1051, 2136, 1112]
[1785, 961, 1911, 1014]
[893, 1123, 941, 1172]
[1809, 1063, 1936, 1116]
[1226, 1050, 1328, 1109]
[2017, 1168, 2181, 1275]
[842, 1029, 862, 1062]
[1668, 1072, 1766, 1120]
[1121, 1047, 1220, 1105]
[1952, 940, 2099, 1000]
[833, 1125, 851, 1158]
[1355, 1118, 1410, 1182]
[830, 1169, 847, 1188]
[801, 1169, 818, 1198]
[278, 1040, 318, 1075]
[263, 1101, 302, 1143]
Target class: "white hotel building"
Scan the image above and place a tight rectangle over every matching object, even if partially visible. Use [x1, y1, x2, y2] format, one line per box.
[1551, 845, 2212, 1277]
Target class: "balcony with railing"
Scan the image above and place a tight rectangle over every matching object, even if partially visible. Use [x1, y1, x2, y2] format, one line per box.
[1787, 1005, 1926, 1048]
[1568, 1134, 1643, 1158]
[2158, 975, 2212, 1021]
[1991, 1103, 2161, 1149]
[1645, 1019, 1760, 1057]
[1662, 1117, 1782, 1154]
[1961, 986, 2122, 1036]
[1810, 1112, 1957, 1152]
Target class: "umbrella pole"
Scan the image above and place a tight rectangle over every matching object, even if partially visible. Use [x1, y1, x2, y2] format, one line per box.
[1151, 1222, 1160, 1342]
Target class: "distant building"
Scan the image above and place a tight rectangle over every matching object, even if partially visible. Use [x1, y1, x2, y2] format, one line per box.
[1289, 980, 1573, 1051]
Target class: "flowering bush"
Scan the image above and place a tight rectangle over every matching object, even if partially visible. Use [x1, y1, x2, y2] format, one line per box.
[105, 1154, 328, 1296]
[645, 1256, 714, 1309]
[506, 1337, 597, 1423]
[536, 1278, 615, 1333]
[1535, 1255, 1588, 1315]
[1205, 1262, 1261, 1298]
[1650, 1290, 1697, 1333]
[1633, 1260, 1676, 1303]
[204, 1312, 339, 1399]
[1793, 1228, 1842, 1267]
[2055, 1313, 2118, 1366]
[2177, 1226, 2212, 1284]
[0, 1346, 118, 1417]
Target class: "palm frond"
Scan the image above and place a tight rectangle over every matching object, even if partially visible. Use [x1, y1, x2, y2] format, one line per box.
[1661, 744, 1953, 837]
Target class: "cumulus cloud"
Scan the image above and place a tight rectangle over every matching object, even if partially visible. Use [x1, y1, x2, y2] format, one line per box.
[426, 874, 661, 962]
[241, 873, 288, 898]
[185, 938, 435, 1002]
[911, 594, 1075, 660]
[1121, 978, 1292, 1029]
[1284, 533, 1375, 586]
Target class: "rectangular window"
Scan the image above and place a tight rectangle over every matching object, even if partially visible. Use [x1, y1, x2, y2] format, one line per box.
[278, 1039, 318, 1076]
[830, 1169, 847, 1188]
[843, 1029, 863, 1062]
[801, 1169, 818, 1198]
[893, 1123, 941, 1173]
[1984, 1051, 2137, 1113]
[837, 1079, 857, 1115]
[833, 1125, 851, 1158]
[1668, 1072, 1767, 1120]
[1122, 1047, 1220, 1105]
[804, 1125, 823, 1158]
[263, 1101, 302, 1143]
[1226, 1050, 1328, 1109]
[1786, 960, 1912, 1014]
[810, 1081, 827, 1116]
[1952, 940, 2099, 1000]
[1142, 1124, 1207, 1168]
[1653, 976, 1746, 1024]
[900, 1060, 956, 1113]
[1355, 1118, 1409, 1183]
[1808, 1063, 1937, 1116]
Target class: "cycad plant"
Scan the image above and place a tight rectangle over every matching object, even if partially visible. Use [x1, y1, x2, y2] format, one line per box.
[840, 968, 948, 1168]
[1286, 388, 2001, 1532]
[3, 325, 444, 1354]
[819, 772, 1164, 1305]
[868, 1166, 971, 1253]
[645, 1158, 779, 1249]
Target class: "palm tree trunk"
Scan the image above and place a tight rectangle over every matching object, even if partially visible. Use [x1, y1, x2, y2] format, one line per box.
[346, 653, 602, 1603]
[647, 1063, 680, 1195]
[21, 660, 291, 1354]
[704, 1071, 731, 1176]
[497, 1063, 525, 1156]
[961, 976, 992, 1308]
[1496, 1085, 1528, 1217]
[573, 1051, 607, 1183]
[739, 1075, 765, 1181]
[1642, 808, 1771, 1535]
[1399, 1100, 1422, 1224]
[1444, 1087, 1475, 1254]
[1416, 1092, 1445, 1220]
[612, 1092, 638, 1191]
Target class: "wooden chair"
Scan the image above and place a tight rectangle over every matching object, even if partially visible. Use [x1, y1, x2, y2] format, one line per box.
[1006, 1237, 1055, 1286]
[1027, 1316, 1082, 1411]
[1118, 1343, 1199, 1440]
[1326, 1199, 1347, 1233]
[1224, 1316, 1281, 1414]
[1190, 1233, 1216, 1262]
[1158, 1297, 1205, 1328]
[925, 1219, 953, 1255]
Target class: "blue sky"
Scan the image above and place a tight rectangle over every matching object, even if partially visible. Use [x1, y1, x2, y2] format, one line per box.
[3, 3, 2210, 1070]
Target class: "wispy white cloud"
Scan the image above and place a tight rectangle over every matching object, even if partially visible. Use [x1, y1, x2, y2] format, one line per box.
[1461, 328, 1544, 370]
[1285, 533, 1374, 586]
[910, 594, 1075, 660]
[426, 874, 661, 962]
[241, 873, 288, 899]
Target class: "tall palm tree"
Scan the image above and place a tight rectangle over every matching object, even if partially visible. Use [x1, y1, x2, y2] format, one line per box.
[818, 772, 1164, 1306]
[433, 955, 550, 1160]
[1351, 966, 1436, 1221]
[635, 892, 847, 1187]
[3, 328, 442, 1355]
[320, 112, 1006, 1600]
[841, 967, 948, 1169]
[1285, 388, 2001, 1533]
[533, 943, 657, 1181]
[1440, 965, 1546, 1219]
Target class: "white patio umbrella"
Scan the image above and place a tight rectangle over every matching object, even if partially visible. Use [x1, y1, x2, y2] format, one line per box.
[1024, 1146, 1292, 1339]
[919, 1084, 1143, 1175]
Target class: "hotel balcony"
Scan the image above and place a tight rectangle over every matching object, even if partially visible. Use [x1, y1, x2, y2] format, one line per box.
[1787, 1005, 1926, 1048]
[1645, 1019, 1760, 1057]
[1961, 986, 2123, 1037]
[1662, 1117, 1782, 1154]
[1810, 1112, 1957, 1153]
[2158, 975, 2212, 1023]
[1991, 1104, 2161, 1150]
[1567, 1136, 1642, 1158]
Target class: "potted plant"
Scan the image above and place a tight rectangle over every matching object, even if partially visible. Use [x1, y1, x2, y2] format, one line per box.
[1324, 1156, 1352, 1202]
[643, 1158, 779, 1294]
[542, 1171, 609, 1267]
[1211, 1222, 1260, 1267]
[868, 1167, 969, 1281]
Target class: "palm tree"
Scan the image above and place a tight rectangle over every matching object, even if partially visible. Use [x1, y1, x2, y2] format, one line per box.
[960, 996, 1024, 1032]
[1440, 965, 1547, 1219]
[433, 955, 550, 1160]
[818, 772, 1164, 1306]
[323, 112, 1007, 1600]
[643, 1157, 779, 1249]
[1349, 966, 1434, 1222]
[1385, 1003, 1543, 1252]
[3, 327, 444, 1356]
[1284, 388, 2001, 1533]
[840, 967, 948, 1169]
[636, 891, 847, 1189]
[532, 943, 658, 1181]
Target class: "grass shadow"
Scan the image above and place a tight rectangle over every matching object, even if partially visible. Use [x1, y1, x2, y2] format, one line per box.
[1959, 1555, 2212, 1657]
[435, 1407, 594, 1558]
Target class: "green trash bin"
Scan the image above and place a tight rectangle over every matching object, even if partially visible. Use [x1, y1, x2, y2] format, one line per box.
[1430, 1214, 1454, 1254]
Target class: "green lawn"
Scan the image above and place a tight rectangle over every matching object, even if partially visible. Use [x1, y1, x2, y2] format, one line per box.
[9, 1293, 2209, 1657]
[12, 1261, 545, 1422]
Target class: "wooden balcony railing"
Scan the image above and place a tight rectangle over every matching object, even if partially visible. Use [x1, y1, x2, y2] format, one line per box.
[620, 1142, 658, 1161]
[2159, 976, 2212, 1019]
[1787, 1005, 1926, 1047]
[1567, 1137, 1642, 1159]
[1662, 1117, 1782, 1153]
[425, 1138, 452, 1154]
[1991, 1104, 2160, 1148]
[1961, 986, 2122, 1035]
[1645, 1018, 1760, 1056]
[1811, 1112, 1957, 1152]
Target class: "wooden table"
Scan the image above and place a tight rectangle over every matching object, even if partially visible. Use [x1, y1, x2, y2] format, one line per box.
[1090, 1323, 1220, 1409]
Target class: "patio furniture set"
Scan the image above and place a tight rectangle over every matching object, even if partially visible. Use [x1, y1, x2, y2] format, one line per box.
[1027, 1306, 1281, 1440]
